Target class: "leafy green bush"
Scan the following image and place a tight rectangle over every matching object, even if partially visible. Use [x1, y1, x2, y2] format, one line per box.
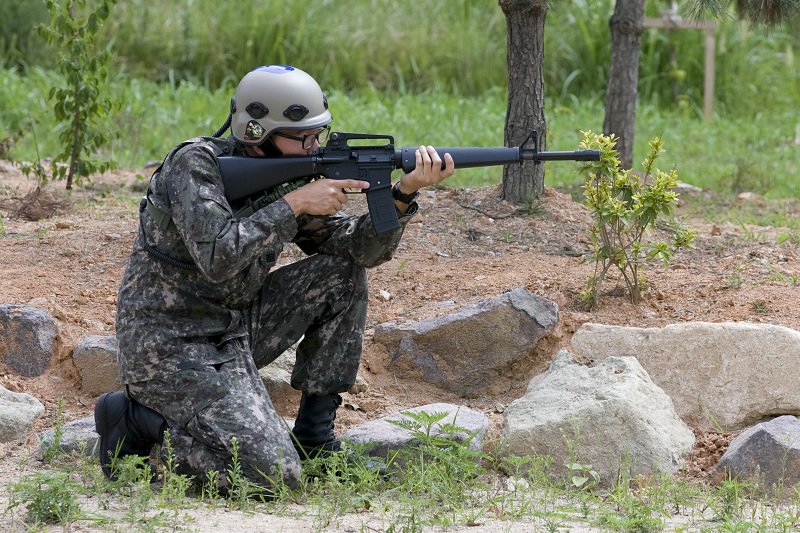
[37, 0, 118, 189]
[579, 131, 696, 308]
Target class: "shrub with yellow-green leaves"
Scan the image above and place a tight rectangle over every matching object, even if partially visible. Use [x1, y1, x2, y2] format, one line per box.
[579, 131, 696, 308]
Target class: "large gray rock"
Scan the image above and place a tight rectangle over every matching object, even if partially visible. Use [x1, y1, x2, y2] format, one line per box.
[73, 335, 121, 395]
[0, 385, 45, 442]
[502, 350, 695, 485]
[344, 403, 489, 459]
[0, 304, 58, 376]
[374, 288, 558, 397]
[571, 322, 800, 431]
[39, 415, 99, 456]
[716, 415, 800, 494]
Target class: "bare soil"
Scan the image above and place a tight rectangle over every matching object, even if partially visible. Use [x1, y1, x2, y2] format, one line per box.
[1, 162, 799, 517]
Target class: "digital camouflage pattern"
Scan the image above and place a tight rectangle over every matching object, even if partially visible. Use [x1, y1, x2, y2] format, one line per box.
[117, 136, 410, 488]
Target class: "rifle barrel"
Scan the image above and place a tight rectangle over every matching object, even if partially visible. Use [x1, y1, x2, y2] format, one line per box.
[523, 149, 601, 161]
[395, 147, 599, 172]
[396, 147, 523, 173]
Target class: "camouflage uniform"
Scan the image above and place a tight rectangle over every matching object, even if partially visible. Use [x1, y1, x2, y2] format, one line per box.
[116, 136, 412, 489]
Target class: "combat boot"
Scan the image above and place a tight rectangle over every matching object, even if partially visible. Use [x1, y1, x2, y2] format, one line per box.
[94, 390, 168, 479]
[292, 393, 342, 459]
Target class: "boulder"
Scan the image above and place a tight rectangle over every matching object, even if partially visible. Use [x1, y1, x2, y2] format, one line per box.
[716, 415, 800, 494]
[73, 335, 121, 395]
[502, 350, 695, 485]
[0, 385, 45, 442]
[374, 288, 558, 397]
[259, 348, 298, 407]
[0, 304, 58, 376]
[344, 403, 489, 459]
[39, 415, 99, 457]
[571, 322, 800, 430]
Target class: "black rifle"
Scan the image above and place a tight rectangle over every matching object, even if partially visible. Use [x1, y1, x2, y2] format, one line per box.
[217, 131, 600, 234]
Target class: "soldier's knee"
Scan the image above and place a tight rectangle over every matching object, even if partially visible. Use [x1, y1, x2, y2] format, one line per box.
[238, 442, 302, 490]
[314, 255, 368, 300]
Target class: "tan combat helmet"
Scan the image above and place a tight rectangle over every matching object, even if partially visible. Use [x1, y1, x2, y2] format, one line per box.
[230, 65, 332, 146]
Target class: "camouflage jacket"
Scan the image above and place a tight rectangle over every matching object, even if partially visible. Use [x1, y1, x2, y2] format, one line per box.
[116, 136, 411, 383]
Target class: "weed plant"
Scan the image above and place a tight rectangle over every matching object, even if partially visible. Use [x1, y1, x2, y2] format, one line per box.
[41, 396, 65, 463]
[7, 471, 82, 525]
[158, 430, 193, 507]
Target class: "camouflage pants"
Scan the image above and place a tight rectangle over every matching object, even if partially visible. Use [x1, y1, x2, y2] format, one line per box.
[127, 254, 368, 489]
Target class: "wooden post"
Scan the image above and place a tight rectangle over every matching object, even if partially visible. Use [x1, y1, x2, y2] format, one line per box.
[643, 14, 716, 121]
[703, 27, 715, 121]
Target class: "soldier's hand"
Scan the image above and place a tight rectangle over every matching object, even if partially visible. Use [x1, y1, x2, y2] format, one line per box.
[283, 178, 370, 216]
[396, 145, 455, 197]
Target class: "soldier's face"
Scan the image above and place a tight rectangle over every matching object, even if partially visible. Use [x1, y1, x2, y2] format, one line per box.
[271, 128, 322, 156]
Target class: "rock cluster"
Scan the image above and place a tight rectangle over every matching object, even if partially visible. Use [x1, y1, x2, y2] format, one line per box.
[3, 290, 799, 491]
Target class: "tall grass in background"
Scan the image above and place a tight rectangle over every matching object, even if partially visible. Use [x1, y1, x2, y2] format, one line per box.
[0, 0, 798, 194]
[2, 0, 798, 113]
[3, 67, 797, 196]
[94, 0, 509, 95]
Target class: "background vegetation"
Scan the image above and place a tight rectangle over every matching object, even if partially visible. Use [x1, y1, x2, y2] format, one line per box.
[0, 0, 798, 195]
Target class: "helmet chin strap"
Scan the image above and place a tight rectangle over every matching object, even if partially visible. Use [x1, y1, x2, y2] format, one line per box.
[211, 97, 236, 138]
[211, 113, 232, 138]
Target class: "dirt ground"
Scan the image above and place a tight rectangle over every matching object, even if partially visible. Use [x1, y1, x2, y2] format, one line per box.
[1, 162, 799, 500]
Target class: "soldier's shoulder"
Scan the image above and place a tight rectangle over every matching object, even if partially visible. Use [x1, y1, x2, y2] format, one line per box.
[171, 136, 232, 162]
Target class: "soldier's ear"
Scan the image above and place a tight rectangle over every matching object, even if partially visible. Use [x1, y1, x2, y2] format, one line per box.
[243, 144, 266, 157]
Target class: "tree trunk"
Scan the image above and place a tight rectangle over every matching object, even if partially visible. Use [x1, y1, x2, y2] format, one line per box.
[499, 0, 547, 204]
[603, 0, 645, 170]
[66, 110, 82, 190]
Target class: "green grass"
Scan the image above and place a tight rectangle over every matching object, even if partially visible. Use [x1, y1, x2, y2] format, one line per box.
[1, 1, 798, 198]
[2, 66, 799, 198]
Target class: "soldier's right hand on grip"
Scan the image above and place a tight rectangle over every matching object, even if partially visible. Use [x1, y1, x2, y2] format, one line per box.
[283, 178, 371, 216]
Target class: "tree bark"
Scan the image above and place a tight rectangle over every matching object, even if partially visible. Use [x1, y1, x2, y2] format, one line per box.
[499, 0, 547, 204]
[603, 0, 645, 170]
